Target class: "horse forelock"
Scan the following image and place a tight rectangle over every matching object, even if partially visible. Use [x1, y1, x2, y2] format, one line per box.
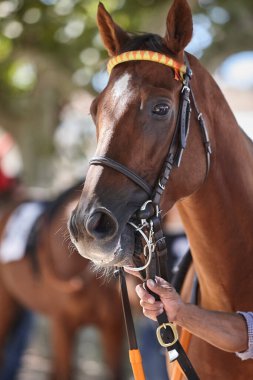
[106, 33, 184, 95]
[118, 33, 176, 57]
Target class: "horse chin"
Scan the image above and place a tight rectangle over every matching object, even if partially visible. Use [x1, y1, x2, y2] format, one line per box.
[72, 223, 136, 268]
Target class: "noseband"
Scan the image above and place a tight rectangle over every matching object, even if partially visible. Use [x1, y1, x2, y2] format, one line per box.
[89, 50, 205, 380]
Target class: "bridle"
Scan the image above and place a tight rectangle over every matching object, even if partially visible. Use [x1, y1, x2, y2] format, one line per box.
[89, 50, 211, 380]
[90, 50, 211, 210]
[90, 50, 211, 271]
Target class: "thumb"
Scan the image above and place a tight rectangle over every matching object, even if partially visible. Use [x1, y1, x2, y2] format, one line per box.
[146, 277, 174, 297]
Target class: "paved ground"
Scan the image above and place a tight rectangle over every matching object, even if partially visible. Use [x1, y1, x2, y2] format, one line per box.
[2, 310, 169, 380]
[16, 314, 133, 380]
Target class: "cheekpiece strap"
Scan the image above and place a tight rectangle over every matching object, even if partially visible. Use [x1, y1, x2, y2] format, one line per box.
[107, 50, 187, 81]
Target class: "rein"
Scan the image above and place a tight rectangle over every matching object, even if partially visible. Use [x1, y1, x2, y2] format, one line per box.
[90, 50, 211, 380]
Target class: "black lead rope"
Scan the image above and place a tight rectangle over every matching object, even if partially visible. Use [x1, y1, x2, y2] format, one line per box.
[115, 268, 147, 380]
[143, 214, 200, 380]
[117, 268, 138, 351]
[156, 312, 199, 380]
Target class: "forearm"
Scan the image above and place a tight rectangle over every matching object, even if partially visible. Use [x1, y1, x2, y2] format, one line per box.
[175, 303, 248, 353]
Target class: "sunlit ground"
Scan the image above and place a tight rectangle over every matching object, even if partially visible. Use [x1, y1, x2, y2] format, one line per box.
[16, 315, 132, 380]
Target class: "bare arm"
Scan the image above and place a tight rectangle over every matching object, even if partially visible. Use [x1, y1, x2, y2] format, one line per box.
[135, 276, 248, 354]
[176, 303, 248, 353]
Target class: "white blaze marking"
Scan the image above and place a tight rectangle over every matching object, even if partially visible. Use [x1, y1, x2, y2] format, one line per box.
[110, 72, 134, 120]
[96, 72, 134, 155]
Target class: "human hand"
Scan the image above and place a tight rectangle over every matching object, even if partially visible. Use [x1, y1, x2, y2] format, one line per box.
[135, 276, 183, 322]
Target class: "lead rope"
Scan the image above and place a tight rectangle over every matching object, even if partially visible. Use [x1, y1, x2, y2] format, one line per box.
[114, 268, 146, 380]
[143, 215, 200, 380]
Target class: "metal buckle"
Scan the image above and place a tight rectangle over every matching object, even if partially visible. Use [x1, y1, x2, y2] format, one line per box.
[156, 322, 178, 347]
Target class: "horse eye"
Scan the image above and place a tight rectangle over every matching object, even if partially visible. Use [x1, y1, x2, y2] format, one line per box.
[152, 103, 170, 116]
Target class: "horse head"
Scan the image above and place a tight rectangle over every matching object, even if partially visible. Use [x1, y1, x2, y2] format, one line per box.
[69, 0, 210, 268]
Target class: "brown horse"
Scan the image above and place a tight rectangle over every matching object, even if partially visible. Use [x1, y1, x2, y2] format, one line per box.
[69, 1, 253, 379]
[0, 182, 124, 380]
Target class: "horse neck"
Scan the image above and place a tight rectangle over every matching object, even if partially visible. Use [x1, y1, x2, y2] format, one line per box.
[177, 59, 253, 310]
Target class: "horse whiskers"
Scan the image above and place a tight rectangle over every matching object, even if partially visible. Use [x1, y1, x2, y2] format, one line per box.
[67, 240, 76, 256]
[61, 228, 72, 243]
[90, 262, 115, 283]
[54, 224, 65, 237]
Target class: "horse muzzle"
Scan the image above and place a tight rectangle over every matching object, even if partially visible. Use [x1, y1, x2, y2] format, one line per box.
[68, 206, 136, 267]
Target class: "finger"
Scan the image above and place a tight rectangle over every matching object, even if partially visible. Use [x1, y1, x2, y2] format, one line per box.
[140, 299, 163, 310]
[143, 307, 164, 320]
[146, 278, 175, 297]
[135, 284, 155, 304]
[155, 276, 172, 286]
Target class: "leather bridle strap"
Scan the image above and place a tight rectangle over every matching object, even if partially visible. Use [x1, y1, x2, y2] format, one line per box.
[183, 54, 212, 181]
[89, 68, 211, 205]
[156, 311, 199, 380]
[89, 156, 153, 196]
[190, 89, 212, 179]
[89, 75, 192, 204]
[152, 68, 192, 206]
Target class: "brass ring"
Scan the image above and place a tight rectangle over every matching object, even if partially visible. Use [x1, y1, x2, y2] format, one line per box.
[156, 322, 178, 347]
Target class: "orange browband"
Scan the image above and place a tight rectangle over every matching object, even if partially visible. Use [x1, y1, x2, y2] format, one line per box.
[107, 50, 187, 80]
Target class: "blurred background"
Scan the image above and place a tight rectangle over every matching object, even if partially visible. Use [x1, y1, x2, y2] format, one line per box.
[0, 0, 252, 192]
[0, 0, 252, 379]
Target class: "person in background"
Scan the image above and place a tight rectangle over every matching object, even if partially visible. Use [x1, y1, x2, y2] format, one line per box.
[0, 127, 33, 380]
[0, 127, 24, 206]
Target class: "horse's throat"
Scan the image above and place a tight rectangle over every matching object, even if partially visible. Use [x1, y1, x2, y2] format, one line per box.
[177, 132, 253, 309]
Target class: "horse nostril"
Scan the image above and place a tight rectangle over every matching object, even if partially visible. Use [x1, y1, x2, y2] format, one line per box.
[86, 210, 118, 241]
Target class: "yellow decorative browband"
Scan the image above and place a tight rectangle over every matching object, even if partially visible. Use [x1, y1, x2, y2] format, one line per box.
[107, 50, 187, 81]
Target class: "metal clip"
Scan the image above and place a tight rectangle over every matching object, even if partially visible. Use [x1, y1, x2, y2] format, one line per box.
[181, 84, 190, 94]
[158, 179, 165, 190]
[156, 322, 178, 347]
[139, 199, 153, 224]
[155, 205, 161, 217]
[197, 112, 203, 121]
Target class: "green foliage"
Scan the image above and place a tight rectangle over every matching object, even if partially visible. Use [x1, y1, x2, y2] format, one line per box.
[0, 0, 252, 186]
[195, 0, 253, 68]
[0, 0, 169, 97]
[0, 0, 252, 97]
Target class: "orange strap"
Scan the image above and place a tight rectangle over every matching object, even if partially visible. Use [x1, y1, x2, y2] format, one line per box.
[129, 349, 146, 380]
[171, 329, 192, 380]
[107, 50, 187, 81]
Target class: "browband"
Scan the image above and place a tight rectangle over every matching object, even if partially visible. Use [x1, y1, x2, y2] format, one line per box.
[107, 50, 187, 81]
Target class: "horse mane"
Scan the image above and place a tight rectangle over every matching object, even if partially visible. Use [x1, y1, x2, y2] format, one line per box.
[119, 33, 175, 56]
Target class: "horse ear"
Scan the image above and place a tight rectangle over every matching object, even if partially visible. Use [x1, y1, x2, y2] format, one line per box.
[97, 2, 129, 56]
[164, 0, 193, 54]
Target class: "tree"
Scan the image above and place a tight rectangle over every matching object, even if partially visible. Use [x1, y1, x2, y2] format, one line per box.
[0, 0, 252, 186]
